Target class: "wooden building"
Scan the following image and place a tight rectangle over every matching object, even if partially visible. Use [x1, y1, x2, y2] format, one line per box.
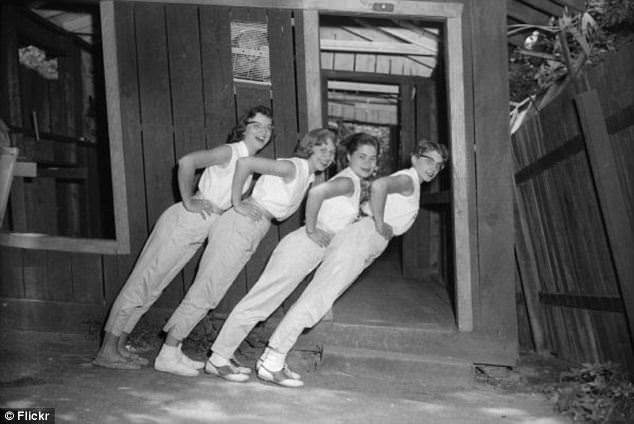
[1, 0, 514, 368]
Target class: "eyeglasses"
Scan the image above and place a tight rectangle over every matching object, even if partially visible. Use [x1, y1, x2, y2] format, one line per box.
[421, 154, 446, 171]
[246, 121, 274, 132]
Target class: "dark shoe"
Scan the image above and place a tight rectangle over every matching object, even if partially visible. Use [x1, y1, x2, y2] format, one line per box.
[205, 361, 250, 382]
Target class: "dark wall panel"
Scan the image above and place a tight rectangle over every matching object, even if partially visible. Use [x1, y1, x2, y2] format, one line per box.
[200, 6, 235, 148]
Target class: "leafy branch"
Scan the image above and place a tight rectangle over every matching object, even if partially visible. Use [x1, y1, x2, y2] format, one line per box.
[508, 0, 634, 104]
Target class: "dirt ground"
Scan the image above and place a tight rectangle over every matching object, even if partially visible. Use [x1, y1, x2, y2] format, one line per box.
[0, 327, 577, 424]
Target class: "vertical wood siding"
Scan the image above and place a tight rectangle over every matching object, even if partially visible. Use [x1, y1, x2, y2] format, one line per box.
[513, 44, 634, 374]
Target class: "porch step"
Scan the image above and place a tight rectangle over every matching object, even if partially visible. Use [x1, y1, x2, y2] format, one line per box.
[319, 345, 474, 389]
[295, 320, 516, 366]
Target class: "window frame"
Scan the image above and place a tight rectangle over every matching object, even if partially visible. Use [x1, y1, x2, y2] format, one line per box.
[0, 3, 130, 255]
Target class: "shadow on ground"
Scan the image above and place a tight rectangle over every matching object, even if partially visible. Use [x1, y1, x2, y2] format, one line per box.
[0, 329, 570, 424]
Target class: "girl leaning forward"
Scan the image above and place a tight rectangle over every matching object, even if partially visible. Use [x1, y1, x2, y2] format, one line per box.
[93, 105, 273, 370]
[207, 133, 380, 386]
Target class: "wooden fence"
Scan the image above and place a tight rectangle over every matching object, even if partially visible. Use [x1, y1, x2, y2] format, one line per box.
[513, 43, 634, 375]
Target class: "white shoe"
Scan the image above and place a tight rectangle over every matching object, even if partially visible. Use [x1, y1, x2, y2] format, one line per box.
[154, 345, 199, 377]
[256, 358, 300, 379]
[179, 350, 205, 370]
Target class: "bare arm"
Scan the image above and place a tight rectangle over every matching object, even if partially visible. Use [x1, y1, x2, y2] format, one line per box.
[178, 145, 232, 218]
[304, 177, 355, 247]
[370, 174, 415, 240]
[232, 157, 297, 220]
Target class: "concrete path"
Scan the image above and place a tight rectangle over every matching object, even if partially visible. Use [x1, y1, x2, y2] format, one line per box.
[0, 330, 569, 424]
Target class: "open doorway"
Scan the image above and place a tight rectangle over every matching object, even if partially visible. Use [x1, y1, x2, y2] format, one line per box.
[320, 14, 455, 331]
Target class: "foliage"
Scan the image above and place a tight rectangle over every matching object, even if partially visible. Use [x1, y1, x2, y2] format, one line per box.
[508, 0, 634, 103]
[547, 362, 634, 423]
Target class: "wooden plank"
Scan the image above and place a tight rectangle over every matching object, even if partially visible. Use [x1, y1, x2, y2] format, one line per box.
[269, 9, 299, 157]
[101, 0, 131, 254]
[199, 5, 235, 147]
[115, 0, 464, 18]
[0, 246, 24, 298]
[507, 0, 551, 25]
[71, 253, 104, 304]
[0, 233, 120, 254]
[575, 90, 634, 349]
[470, 0, 513, 343]
[23, 250, 48, 299]
[293, 10, 309, 135]
[46, 251, 73, 301]
[0, 298, 108, 334]
[269, 9, 302, 241]
[108, 1, 147, 287]
[446, 9, 475, 333]
[539, 292, 624, 313]
[135, 1, 176, 264]
[166, 4, 205, 131]
[165, 4, 206, 296]
[24, 177, 57, 234]
[300, 10, 323, 129]
[514, 135, 584, 183]
[0, 5, 21, 126]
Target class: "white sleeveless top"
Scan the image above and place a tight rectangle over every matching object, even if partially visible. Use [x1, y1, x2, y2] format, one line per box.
[196, 141, 252, 211]
[251, 157, 314, 221]
[316, 167, 361, 234]
[383, 167, 421, 236]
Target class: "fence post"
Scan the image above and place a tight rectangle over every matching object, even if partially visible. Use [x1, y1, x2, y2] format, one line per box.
[574, 90, 634, 349]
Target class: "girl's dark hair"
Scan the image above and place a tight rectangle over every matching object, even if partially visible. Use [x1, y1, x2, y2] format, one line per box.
[227, 105, 273, 143]
[337, 132, 380, 169]
[412, 139, 449, 164]
[294, 128, 337, 159]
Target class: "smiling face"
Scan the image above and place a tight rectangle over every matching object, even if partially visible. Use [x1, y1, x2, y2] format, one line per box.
[308, 138, 336, 172]
[243, 113, 273, 152]
[347, 144, 378, 179]
[412, 150, 445, 182]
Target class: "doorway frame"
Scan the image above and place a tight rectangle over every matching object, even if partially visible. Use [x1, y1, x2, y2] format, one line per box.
[304, 1, 474, 331]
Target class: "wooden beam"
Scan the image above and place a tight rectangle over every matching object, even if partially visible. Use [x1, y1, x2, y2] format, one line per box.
[99, 0, 130, 254]
[446, 13, 474, 332]
[514, 135, 584, 183]
[328, 80, 399, 94]
[111, 0, 463, 19]
[0, 232, 120, 254]
[14, 161, 37, 177]
[321, 39, 435, 56]
[322, 69, 430, 85]
[539, 292, 624, 313]
[368, 23, 438, 54]
[507, 0, 551, 25]
[301, 10, 322, 128]
[574, 90, 634, 350]
[517, 0, 564, 18]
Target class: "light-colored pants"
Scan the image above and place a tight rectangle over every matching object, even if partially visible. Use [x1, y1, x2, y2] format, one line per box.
[105, 202, 219, 336]
[268, 217, 389, 354]
[163, 208, 271, 341]
[211, 226, 325, 359]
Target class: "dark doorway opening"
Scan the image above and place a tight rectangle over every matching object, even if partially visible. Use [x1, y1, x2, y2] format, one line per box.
[319, 14, 454, 331]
